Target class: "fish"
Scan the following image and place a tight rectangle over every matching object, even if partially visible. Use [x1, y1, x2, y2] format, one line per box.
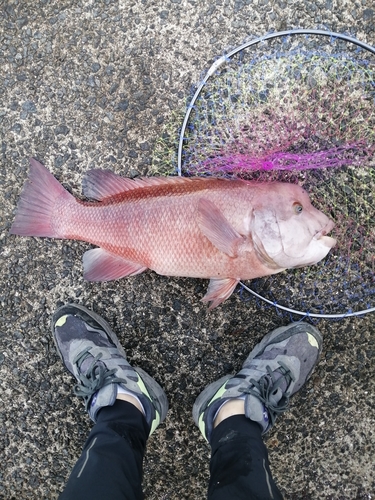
[10, 158, 336, 308]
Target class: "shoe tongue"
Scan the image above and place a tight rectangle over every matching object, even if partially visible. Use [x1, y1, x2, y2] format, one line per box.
[244, 369, 289, 433]
[80, 355, 105, 374]
[271, 369, 289, 394]
[244, 394, 269, 432]
[248, 363, 289, 394]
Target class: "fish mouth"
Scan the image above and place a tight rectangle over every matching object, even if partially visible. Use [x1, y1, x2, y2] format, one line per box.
[313, 220, 336, 248]
[318, 234, 337, 248]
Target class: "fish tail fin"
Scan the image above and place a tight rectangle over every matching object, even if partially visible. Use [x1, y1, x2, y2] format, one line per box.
[10, 158, 74, 238]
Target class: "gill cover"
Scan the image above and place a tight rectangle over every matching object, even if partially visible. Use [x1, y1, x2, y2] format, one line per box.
[250, 208, 283, 270]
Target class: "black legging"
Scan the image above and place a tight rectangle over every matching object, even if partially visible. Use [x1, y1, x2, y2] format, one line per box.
[59, 400, 283, 500]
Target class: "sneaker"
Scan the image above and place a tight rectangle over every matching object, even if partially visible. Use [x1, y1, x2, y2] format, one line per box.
[193, 322, 322, 442]
[51, 303, 168, 435]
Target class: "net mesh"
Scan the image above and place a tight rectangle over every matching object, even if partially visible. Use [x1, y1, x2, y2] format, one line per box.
[152, 33, 375, 317]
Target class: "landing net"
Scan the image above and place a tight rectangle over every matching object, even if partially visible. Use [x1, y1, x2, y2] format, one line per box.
[152, 30, 375, 318]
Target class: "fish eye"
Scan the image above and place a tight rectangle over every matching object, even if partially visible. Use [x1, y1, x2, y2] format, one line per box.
[293, 202, 303, 214]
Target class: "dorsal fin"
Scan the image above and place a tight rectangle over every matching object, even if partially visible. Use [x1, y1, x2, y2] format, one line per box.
[82, 169, 193, 201]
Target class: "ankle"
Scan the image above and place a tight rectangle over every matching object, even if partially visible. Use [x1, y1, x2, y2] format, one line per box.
[213, 398, 245, 428]
[116, 393, 145, 414]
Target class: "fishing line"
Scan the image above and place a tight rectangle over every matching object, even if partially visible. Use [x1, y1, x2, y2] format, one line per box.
[157, 29, 375, 318]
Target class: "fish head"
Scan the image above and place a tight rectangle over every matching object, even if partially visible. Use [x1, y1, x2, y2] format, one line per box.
[250, 183, 336, 269]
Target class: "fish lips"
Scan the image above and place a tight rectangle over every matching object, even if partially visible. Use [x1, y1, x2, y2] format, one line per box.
[290, 220, 336, 268]
[313, 219, 336, 249]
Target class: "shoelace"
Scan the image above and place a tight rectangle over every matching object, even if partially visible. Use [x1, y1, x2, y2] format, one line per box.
[73, 347, 127, 411]
[243, 361, 296, 426]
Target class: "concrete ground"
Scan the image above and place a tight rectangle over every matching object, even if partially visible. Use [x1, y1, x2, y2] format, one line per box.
[1, 0, 374, 498]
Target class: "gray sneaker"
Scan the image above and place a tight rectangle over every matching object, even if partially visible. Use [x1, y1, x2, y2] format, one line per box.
[193, 322, 322, 442]
[51, 303, 168, 435]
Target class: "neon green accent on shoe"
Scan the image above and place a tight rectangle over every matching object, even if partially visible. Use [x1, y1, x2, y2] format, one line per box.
[136, 374, 151, 398]
[198, 413, 208, 441]
[198, 382, 228, 440]
[55, 315, 68, 327]
[136, 375, 160, 435]
[150, 413, 161, 435]
[307, 332, 319, 349]
[209, 383, 229, 403]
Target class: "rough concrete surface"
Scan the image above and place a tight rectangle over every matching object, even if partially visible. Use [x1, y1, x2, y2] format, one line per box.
[1, 0, 374, 499]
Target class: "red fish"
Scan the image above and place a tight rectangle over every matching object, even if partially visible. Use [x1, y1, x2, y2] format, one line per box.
[10, 159, 336, 308]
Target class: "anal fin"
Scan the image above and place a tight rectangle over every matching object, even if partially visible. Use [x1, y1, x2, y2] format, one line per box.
[202, 277, 239, 309]
[83, 248, 147, 281]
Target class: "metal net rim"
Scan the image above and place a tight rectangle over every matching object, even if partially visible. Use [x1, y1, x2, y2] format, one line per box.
[239, 282, 375, 319]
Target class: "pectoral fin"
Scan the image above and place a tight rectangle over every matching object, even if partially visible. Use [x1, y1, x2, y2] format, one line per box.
[202, 277, 239, 309]
[197, 198, 244, 257]
[83, 248, 147, 281]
